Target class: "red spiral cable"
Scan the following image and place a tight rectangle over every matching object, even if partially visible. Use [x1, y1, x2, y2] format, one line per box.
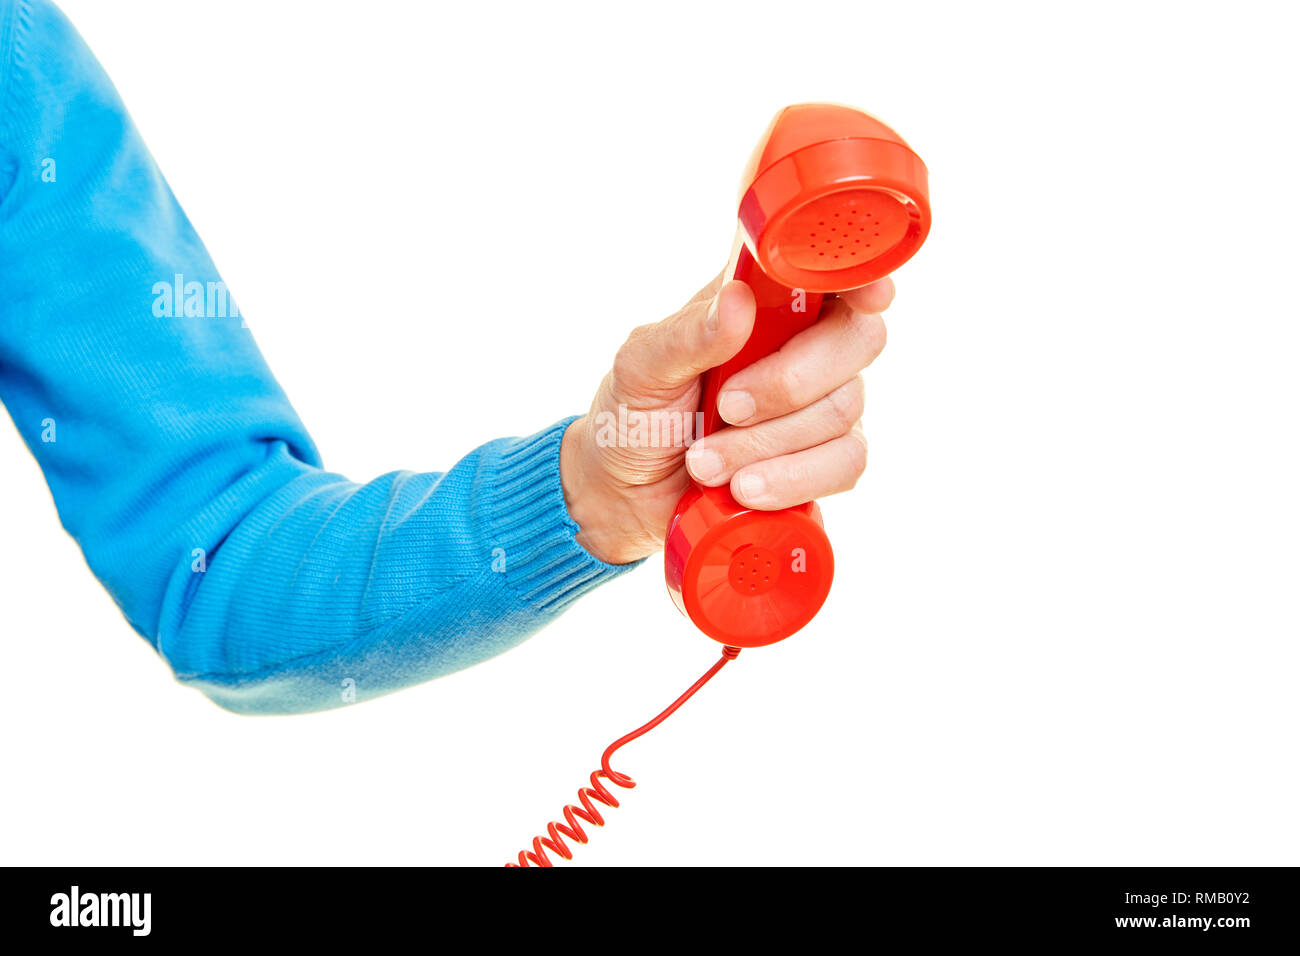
[506, 645, 742, 867]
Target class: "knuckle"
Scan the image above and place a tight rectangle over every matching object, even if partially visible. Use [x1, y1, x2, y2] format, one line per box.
[611, 325, 655, 394]
[666, 315, 698, 371]
[844, 430, 868, 485]
[847, 311, 887, 364]
[774, 360, 806, 407]
[739, 424, 781, 462]
[826, 377, 865, 430]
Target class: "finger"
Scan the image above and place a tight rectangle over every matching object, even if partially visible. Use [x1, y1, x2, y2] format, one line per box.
[610, 279, 754, 400]
[730, 427, 869, 510]
[685, 376, 864, 486]
[685, 270, 726, 308]
[835, 276, 895, 315]
[717, 300, 886, 426]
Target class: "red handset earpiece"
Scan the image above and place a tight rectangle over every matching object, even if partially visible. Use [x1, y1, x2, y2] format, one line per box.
[509, 105, 930, 865]
[665, 103, 931, 647]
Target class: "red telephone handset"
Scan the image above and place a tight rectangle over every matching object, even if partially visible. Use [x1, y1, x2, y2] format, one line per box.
[665, 103, 931, 647]
[509, 105, 930, 865]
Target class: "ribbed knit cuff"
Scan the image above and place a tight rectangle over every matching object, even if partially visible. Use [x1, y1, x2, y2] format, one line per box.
[484, 416, 643, 614]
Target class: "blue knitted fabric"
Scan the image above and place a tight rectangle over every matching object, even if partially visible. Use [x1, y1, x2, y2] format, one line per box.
[0, 0, 636, 714]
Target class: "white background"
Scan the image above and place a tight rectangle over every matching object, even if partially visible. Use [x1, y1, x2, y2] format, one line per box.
[2, 0, 1297, 866]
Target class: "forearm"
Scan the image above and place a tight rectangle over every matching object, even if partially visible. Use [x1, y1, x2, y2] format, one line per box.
[165, 419, 631, 714]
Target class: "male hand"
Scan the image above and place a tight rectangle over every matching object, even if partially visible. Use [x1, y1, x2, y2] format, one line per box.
[560, 271, 894, 565]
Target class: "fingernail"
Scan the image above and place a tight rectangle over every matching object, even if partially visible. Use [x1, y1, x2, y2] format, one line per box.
[735, 472, 768, 505]
[718, 389, 755, 424]
[686, 447, 724, 483]
[705, 294, 720, 332]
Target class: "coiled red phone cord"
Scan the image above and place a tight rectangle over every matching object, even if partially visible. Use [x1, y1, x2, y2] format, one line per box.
[506, 645, 742, 867]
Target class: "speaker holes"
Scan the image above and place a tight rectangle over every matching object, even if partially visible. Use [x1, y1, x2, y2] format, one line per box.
[780, 191, 909, 272]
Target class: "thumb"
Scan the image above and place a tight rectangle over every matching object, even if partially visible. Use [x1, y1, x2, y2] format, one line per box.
[611, 279, 755, 400]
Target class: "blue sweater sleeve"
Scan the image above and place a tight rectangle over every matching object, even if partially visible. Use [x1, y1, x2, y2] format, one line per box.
[0, 0, 636, 714]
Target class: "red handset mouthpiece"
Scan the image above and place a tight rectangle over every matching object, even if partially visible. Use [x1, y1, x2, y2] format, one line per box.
[664, 104, 931, 648]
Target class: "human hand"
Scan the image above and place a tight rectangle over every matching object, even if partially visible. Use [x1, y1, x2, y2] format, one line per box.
[560, 271, 895, 565]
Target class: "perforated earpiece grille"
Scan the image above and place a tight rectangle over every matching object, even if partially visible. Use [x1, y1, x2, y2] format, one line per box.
[779, 188, 912, 272]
